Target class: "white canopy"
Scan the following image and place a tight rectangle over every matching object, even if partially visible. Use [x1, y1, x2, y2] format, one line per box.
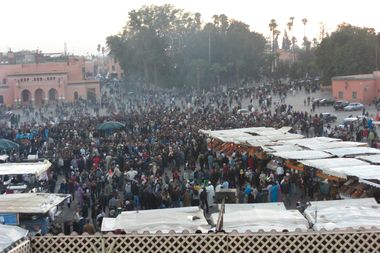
[211, 203, 308, 233]
[0, 193, 69, 214]
[0, 160, 51, 178]
[272, 150, 333, 160]
[0, 224, 28, 252]
[356, 154, 380, 165]
[323, 165, 380, 181]
[0, 155, 9, 161]
[101, 217, 119, 232]
[300, 158, 369, 171]
[110, 207, 210, 233]
[262, 144, 303, 153]
[279, 137, 337, 146]
[200, 127, 304, 147]
[304, 198, 380, 231]
[300, 141, 367, 151]
[222, 202, 287, 212]
[323, 147, 380, 157]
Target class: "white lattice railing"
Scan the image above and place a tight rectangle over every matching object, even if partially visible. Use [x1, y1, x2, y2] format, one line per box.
[7, 240, 32, 253]
[28, 229, 380, 253]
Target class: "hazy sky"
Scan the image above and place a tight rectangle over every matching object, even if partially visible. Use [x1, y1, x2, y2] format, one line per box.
[1, 0, 379, 55]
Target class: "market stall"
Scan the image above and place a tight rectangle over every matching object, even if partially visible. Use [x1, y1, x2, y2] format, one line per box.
[304, 198, 380, 231]
[356, 154, 380, 165]
[300, 158, 379, 198]
[200, 127, 305, 159]
[0, 160, 51, 193]
[0, 193, 69, 235]
[0, 224, 28, 252]
[0, 155, 8, 163]
[323, 147, 380, 158]
[102, 206, 210, 233]
[210, 203, 309, 233]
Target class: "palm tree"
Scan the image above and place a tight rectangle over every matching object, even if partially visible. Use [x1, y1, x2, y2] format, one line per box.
[269, 19, 279, 74]
[302, 18, 308, 38]
[312, 37, 318, 48]
[269, 19, 278, 53]
[288, 17, 295, 62]
[101, 46, 105, 74]
[97, 44, 101, 56]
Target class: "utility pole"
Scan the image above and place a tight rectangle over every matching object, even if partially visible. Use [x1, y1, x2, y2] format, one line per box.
[208, 31, 211, 64]
[376, 43, 378, 71]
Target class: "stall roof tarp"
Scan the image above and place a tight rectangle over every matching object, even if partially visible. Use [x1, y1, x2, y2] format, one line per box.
[211, 203, 309, 233]
[298, 141, 367, 151]
[200, 127, 303, 146]
[272, 150, 333, 160]
[304, 198, 380, 231]
[0, 155, 9, 161]
[280, 137, 337, 146]
[356, 154, 380, 165]
[101, 217, 118, 232]
[0, 224, 28, 252]
[0, 161, 51, 177]
[323, 147, 380, 157]
[300, 158, 369, 171]
[324, 165, 380, 181]
[262, 144, 304, 153]
[221, 203, 287, 212]
[112, 207, 210, 233]
[0, 193, 69, 214]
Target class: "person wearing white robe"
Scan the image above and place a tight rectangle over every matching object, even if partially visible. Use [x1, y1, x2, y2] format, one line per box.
[206, 182, 215, 207]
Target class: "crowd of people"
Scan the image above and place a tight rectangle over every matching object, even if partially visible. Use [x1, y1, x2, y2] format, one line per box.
[0, 79, 379, 235]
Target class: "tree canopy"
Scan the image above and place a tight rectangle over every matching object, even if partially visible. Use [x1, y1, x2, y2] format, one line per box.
[107, 4, 266, 88]
[107, 6, 380, 88]
[315, 23, 380, 85]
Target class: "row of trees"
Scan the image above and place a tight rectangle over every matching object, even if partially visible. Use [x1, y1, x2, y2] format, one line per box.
[107, 5, 380, 87]
[107, 5, 267, 88]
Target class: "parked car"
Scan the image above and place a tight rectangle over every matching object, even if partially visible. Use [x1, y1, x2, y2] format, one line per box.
[321, 113, 337, 123]
[344, 103, 364, 111]
[343, 117, 360, 128]
[237, 109, 251, 116]
[333, 100, 349, 111]
[319, 98, 335, 106]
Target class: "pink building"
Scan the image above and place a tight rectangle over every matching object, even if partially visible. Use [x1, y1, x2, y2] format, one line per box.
[84, 56, 123, 80]
[332, 71, 380, 104]
[0, 56, 100, 106]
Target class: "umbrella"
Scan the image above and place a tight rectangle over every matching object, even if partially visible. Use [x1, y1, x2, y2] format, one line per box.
[97, 121, 125, 131]
[0, 138, 19, 151]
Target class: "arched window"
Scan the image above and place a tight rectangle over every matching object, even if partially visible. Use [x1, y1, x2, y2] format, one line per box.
[48, 88, 58, 101]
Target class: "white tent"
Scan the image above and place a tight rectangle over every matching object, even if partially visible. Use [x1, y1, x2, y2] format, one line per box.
[262, 144, 304, 153]
[211, 203, 309, 233]
[300, 141, 367, 151]
[109, 207, 210, 233]
[222, 202, 287, 212]
[0, 160, 51, 179]
[304, 198, 380, 231]
[0, 155, 9, 162]
[356, 154, 380, 165]
[300, 158, 369, 171]
[272, 150, 333, 160]
[200, 127, 304, 148]
[323, 147, 380, 157]
[0, 193, 69, 214]
[101, 217, 119, 232]
[320, 165, 380, 180]
[0, 224, 28, 252]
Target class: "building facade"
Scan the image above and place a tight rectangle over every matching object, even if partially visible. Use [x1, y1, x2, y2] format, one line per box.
[0, 56, 101, 106]
[332, 71, 380, 104]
